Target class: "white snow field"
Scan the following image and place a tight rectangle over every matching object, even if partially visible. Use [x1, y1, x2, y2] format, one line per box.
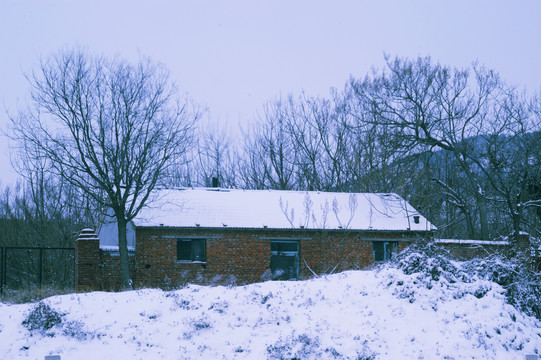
[1, 267, 540, 359]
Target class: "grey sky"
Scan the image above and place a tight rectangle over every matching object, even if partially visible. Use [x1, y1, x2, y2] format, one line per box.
[1, 0, 540, 185]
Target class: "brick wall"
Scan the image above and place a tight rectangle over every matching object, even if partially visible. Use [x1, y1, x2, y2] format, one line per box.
[135, 229, 272, 288]
[300, 233, 380, 276]
[75, 229, 136, 292]
[436, 234, 532, 261]
[98, 252, 137, 291]
[75, 227, 430, 291]
[438, 242, 508, 259]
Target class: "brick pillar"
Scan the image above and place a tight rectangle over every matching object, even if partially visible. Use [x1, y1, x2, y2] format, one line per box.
[75, 228, 101, 292]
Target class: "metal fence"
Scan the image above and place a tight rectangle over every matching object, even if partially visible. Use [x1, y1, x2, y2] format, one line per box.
[0, 246, 75, 296]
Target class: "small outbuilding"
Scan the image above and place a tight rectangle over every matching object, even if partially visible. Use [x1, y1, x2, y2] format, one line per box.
[76, 188, 434, 291]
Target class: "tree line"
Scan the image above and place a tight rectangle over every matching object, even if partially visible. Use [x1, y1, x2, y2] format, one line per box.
[181, 56, 541, 244]
[2, 50, 540, 289]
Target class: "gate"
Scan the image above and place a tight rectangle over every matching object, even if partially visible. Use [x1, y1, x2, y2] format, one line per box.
[0, 247, 75, 296]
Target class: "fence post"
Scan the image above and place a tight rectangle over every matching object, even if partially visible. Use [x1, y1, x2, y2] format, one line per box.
[0, 247, 4, 297]
[39, 248, 43, 289]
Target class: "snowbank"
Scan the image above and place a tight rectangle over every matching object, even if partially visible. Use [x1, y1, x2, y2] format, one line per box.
[1, 266, 540, 359]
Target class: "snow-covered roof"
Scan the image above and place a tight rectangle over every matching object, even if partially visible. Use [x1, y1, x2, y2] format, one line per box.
[435, 239, 509, 246]
[131, 188, 434, 232]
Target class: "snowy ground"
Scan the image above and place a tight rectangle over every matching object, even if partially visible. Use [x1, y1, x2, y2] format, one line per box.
[1, 268, 540, 359]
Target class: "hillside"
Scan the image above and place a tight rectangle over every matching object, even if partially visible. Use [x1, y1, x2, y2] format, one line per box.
[1, 261, 540, 359]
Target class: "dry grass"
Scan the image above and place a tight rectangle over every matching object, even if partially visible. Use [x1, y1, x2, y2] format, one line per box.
[0, 286, 74, 304]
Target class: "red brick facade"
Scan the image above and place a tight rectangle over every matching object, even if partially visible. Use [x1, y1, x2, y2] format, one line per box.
[75, 227, 430, 291]
[436, 234, 540, 272]
[436, 234, 532, 260]
[437, 242, 510, 259]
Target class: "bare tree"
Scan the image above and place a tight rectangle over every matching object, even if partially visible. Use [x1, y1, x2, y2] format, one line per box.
[479, 89, 541, 243]
[343, 88, 411, 194]
[286, 95, 325, 191]
[240, 98, 297, 190]
[9, 49, 198, 289]
[291, 93, 351, 192]
[242, 55, 541, 243]
[195, 120, 238, 188]
[349, 56, 501, 239]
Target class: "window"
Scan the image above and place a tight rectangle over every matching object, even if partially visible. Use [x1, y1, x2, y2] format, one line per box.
[373, 241, 398, 262]
[270, 241, 299, 281]
[270, 241, 298, 256]
[177, 239, 206, 262]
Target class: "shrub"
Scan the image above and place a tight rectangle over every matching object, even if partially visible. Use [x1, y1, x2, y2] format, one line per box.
[22, 302, 64, 334]
[1, 286, 73, 304]
[62, 320, 94, 340]
[391, 242, 467, 284]
[388, 242, 541, 320]
[266, 333, 321, 359]
[464, 255, 541, 319]
[22, 301, 96, 339]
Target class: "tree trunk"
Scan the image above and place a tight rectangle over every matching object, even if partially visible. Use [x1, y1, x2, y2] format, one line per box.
[462, 207, 476, 240]
[116, 215, 132, 290]
[477, 195, 489, 240]
[511, 204, 522, 250]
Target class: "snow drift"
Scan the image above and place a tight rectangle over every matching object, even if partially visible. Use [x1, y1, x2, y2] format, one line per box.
[1, 250, 540, 359]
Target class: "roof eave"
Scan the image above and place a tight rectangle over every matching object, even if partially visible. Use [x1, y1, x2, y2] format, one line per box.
[134, 225, 435, 233]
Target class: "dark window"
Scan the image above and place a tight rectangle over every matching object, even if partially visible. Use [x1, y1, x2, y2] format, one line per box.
[270, 242, 298, 254]
[373, 241, 398, 262]
[177, 239, 206, 262]
[270, 241, 299, 280]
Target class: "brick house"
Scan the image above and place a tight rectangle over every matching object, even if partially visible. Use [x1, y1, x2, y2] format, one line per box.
[75, 188, 434, 291]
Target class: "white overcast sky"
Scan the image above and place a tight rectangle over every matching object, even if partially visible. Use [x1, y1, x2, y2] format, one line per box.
[1, 0, 540, 186]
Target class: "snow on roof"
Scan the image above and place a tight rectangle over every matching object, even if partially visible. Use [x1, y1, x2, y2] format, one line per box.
[435, 239, 509, 246]
[132, 188, 434, 232]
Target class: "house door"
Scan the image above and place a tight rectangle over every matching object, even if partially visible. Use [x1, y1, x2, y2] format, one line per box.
[270, 241, 299, 280]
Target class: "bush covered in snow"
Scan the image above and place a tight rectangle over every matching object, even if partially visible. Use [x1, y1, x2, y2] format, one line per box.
[21, 302, 64, 334]
[265, 332, 376, 360]
[21, 301, 94, 340]
[387, 242, 541, 319]
[464, 254, 541, 319]
[391, 242, 468, 284]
